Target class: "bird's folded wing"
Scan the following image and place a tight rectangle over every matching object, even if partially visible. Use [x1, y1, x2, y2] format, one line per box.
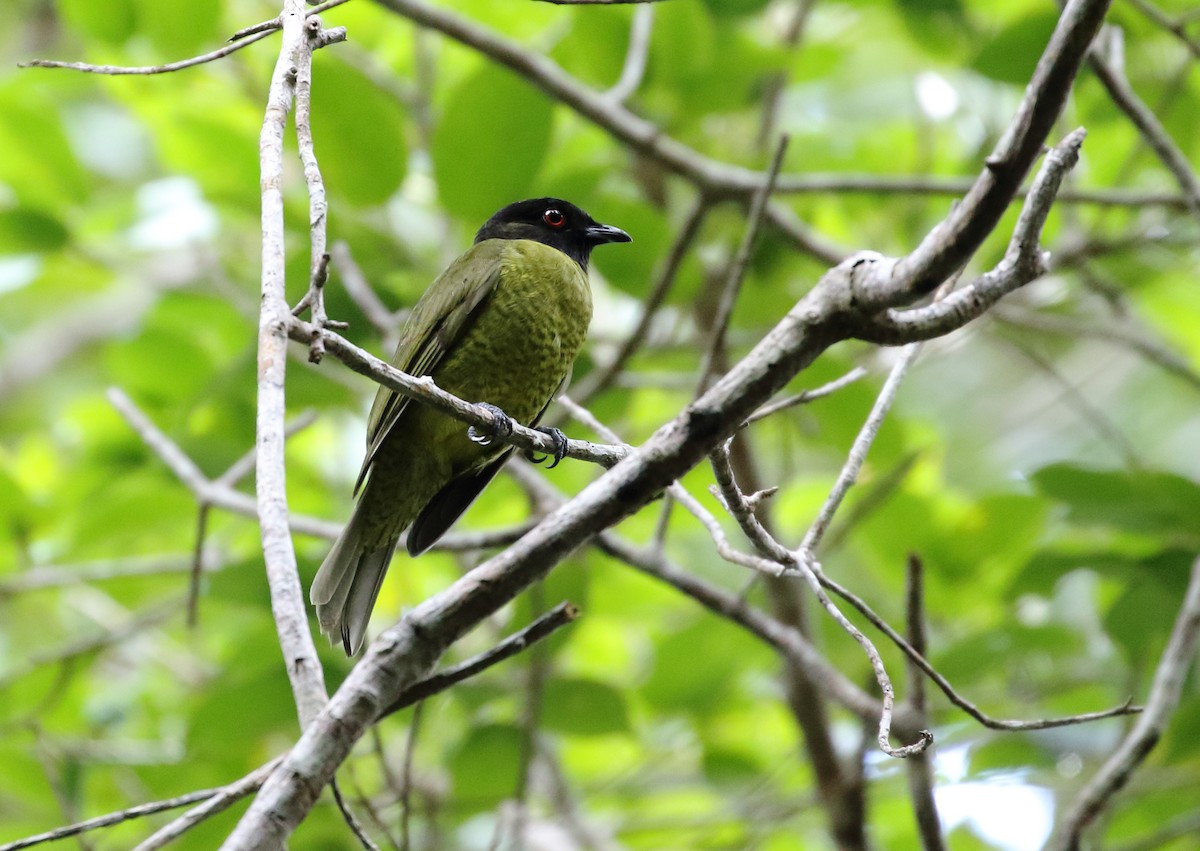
[353, 242, 505, 496]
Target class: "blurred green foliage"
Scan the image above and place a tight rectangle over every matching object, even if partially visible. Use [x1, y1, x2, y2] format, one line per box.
[1, 0, 1199, 848]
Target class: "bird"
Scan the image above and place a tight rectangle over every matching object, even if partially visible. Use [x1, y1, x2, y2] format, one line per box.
[311, 198, 630, 655]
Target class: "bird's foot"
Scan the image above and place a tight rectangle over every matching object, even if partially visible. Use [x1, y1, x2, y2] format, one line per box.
[468, 403, 515, 446]
[525, 427, 569, 469]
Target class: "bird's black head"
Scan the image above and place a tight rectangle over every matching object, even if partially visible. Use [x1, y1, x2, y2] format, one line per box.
[474, 198, 631, 270]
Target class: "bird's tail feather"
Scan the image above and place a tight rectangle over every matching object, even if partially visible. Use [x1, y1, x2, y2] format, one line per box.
[311, 500, 398, 655]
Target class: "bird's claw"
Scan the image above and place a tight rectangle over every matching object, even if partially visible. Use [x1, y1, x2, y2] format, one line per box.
[525, 427, 569, 469]
[468, 403, 514, 446]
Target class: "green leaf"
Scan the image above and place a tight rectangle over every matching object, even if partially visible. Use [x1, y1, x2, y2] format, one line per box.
[1102, 551, 1195, 662]
[968, 735, 1052, 774]
[448, 723, 523, 809]
[56, 0, 137, 44]
[132, 0, 221, 58]
[0, 208, 70, 253]
[310, 56, 408, 206]
[701, 0, 771, 17]
[433, 65, 554, 222]
[0, 86, 90, 207]
[973, 13, 1060, 84]
[541, 677, 630, 735]
[646, 2, 716, 90]
[702, 746, 761, 784]
[188, 665, 296, 757]
[0, 466, 38, 548]
[1012, 547, 1190, 595]
[102, 328, 215, 406]
[642, 617, 767, 714]
[1163, 695, 1200, 761]
[1031, 464, 1200, 540]
[551, 9, 634, 89]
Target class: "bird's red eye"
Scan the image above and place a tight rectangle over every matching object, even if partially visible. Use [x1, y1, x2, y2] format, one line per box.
[543, 209, 565, 228]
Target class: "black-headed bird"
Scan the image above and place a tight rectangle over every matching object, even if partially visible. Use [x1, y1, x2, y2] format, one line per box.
[311, 198, 630, 654]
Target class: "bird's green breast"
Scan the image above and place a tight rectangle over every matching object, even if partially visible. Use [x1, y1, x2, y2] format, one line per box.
[433, 239, 592, 428]
[355, 238, 593, 550]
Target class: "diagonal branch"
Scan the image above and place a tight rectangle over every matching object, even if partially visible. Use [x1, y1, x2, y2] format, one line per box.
[1086, 26, 1200, 218]
[854, 128, 1087, 342]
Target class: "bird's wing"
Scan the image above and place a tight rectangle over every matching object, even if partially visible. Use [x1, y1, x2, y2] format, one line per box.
[404, 392, 559, 555]
[353, 241, 505, 495]
[405, 450, 513, 555]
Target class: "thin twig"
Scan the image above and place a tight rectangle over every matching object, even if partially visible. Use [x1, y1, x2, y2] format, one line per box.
[822, 452, 921, 553]
[230, 0, 355, 41]
[604, 4, 654, 103]
[128, 757, 284, 851]
[537, 743, 621, 850]
[187, 505, 211, 628]
[215, 409, 320, 489]
[0, 601, 182, 692]
[399, 703, 424, 851]
[703, 447, 931, 758]
[762, 201, 848, 265]
[19, 30, 278, 75]
[109, 387, 342, 539]
[573, 195, 710, 403]
[818, 571, 1141, 731]
[0, 555, 199, 595]
[30, 730, 94, 851]
[756, 0, 814, 150]
[705, 431, 1138, 735]
[509, 584, 551, 850]
[799, 344, 922, 555]
[332, 778, 381, 851]
[720, 433, 863, 849]
[741, 367, 868, 427]
[1087, 26, 1200, 218]
[1051, 556, 1200, 849]
[992, 306, 1200, 395]
[345, 767, 401, 851]
[995, 332, 1143, 468]
[1124, 0, 1200, 57]
[0, 759, 279, 851]
[853, 128, 1086, 346]
[902, 555, 946, 851]
[293, 16, 348, 364]
[595, 532, 918, 732]
[377, 602, 580, 719]
[696, 136, 790, 392]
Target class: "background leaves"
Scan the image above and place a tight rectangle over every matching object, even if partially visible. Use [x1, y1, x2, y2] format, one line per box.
[1, 0, 1199, 849]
